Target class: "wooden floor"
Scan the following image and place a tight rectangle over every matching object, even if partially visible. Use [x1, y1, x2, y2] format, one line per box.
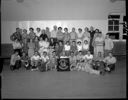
[1, 56, 126, 99]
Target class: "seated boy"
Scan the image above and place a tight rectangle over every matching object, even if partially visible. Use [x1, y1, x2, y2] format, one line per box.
[39, 51, 49, 71]
[76, 51, 84, 71]
[47, 51, 58, 71]
[21, 52, 30, 70]
[30, 51, 40, 71]
[92, 52, 106, 74]
[103, 52, 116, 73]
[10, 50, 21, 70]
[69, 51, 77, 71]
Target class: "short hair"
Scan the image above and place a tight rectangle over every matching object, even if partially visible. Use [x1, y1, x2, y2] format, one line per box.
[58, 27, 62, 30]
[29, 27, 34, 31]
[79, 51, 82, 53]
[78, 28, 82, 31]
[64, 28, 68, 30]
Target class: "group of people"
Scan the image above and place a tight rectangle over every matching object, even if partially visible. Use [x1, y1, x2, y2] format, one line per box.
[10, 25, 117, 75]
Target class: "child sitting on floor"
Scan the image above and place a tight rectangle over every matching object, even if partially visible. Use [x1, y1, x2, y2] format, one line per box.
[21, 52, 30, 70]
[30, 51, 40, 71]
[69, 51, 77, 71]
[10, 50, 21, 70]
[39, 51, 49, 72]
[103, 52, 116, 73]
[76, 51, 84, 71]
[47, 51, 58, 71]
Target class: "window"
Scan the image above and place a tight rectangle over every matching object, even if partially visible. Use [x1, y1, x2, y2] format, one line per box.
[122, 16, 127, 40]
[108, 15, 120, 40]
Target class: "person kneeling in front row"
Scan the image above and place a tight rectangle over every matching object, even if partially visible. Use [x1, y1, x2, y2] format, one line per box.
[10, 50, 21, 71]
[103, 52, 117, 73]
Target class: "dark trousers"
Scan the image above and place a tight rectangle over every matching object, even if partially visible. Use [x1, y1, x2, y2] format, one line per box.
[10, 60, 21, 70]
[107, 64, 115, 71]
[89, 39, 94, 54]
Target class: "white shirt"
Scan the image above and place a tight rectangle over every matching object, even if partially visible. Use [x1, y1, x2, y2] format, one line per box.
[105, 38, 114, 50]
[83, 54, 93, 60]
[64, 45, 71, 51]
[39, 41, 49, 49]
[36, 31, 41, 37]
[12, 42, 22, 49]
[51, 30, 58, 38]
[95, 36, 104, 46]
[31, 55, 40, 61]
[83, 44, 89, 50]
[40, 55, 49, 62]
[77, 45, 83, 51]
[77, 32, 84, 39]
[103, 56, 116, 64]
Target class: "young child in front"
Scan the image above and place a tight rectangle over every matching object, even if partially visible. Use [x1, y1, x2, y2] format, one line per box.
[30, 51, 40, 71]
[10, 50, 21, 70]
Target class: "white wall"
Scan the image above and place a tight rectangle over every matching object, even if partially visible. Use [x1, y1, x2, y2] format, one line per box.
[1, 0, 126, 43]
[1, 20, 108, 43]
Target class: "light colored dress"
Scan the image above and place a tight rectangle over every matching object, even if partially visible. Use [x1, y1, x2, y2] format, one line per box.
[28, 42, 35, 58]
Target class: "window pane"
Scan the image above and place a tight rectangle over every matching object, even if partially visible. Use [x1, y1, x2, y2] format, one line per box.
[108, 20, 113, 25]
[114, 20, 119, 25]
[108, 26, 113, 31]
[114, 26, 119, 31]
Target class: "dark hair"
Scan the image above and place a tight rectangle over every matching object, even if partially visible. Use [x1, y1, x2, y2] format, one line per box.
[79, 51, 82, 53]
[78, 28, 82, 31]
[58, 27, 62, 30]
[29, 27, 34, 31]
[13, 50, 19, 54]
[64, 28, 68, 30]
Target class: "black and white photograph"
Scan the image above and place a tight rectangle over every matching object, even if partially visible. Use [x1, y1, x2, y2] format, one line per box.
[0, 0, 127, 99]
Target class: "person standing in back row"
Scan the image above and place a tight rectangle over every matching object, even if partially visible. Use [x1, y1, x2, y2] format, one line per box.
[89, 26, 95, 54]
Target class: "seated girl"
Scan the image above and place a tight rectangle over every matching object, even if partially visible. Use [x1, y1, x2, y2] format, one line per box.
[10, 50, 21, 70]
[103, 52, 117, 73]
[39, 51, 49, 72]
[64, 41, 71, 56]
[21, 52, 30, 70]
[30, 51, 40, 71]
[69, 51, 77, 71]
